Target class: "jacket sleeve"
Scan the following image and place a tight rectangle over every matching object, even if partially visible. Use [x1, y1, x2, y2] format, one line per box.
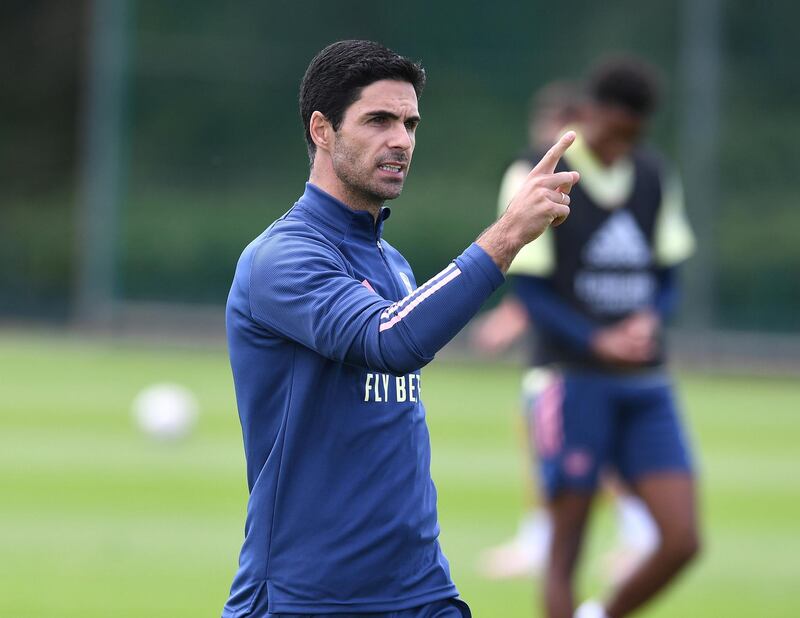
[248, 229, 504, 375]
[512, 274, 598, 353]
[653, 266, 680, 322]
[513, 268, 682, 349]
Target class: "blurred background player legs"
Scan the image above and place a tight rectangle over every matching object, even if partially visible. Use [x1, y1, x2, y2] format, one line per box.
[547, 375, 700, 618]
[473, 297, 551, 578]
[602, 473, 699, 617]
[602, 474, 660, 584]
[475, 81, 659, 583]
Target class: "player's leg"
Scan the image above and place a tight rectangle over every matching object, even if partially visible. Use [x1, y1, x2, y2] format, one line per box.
[545, 490, 594, 618]
[603, 376, 700, 618]
[604, 473, 699, 617]
[481, 368, 555, 579]
[601, 471, 659, 584]
[517, 369, 557, 573]
[537, 372, 613, 618]
[614, 485, 658, 558]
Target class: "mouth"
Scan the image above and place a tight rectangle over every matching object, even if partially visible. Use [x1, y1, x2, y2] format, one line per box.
[377, 162, 406, 176]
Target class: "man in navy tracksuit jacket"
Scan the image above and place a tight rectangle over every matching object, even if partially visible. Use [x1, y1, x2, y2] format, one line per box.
[222, 40, 580, 617]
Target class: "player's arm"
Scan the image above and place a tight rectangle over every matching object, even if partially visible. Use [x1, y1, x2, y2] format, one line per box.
[470, 295, 529, 355]
[596, 267, 680, 366]
[653, 266, 679, 322]
[614, 168, 693, 354]
[372, 131, 577, 370]
[248, 132, 579, 375]
[247, 230, 503, 375]
[513, 274, 599, 353]
[652, 169, 693, 323]
[514, 269, 679, 364]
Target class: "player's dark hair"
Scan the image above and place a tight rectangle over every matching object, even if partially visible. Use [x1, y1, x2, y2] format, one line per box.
[299, 40, 426, 163]
[586, 56, 662, 117]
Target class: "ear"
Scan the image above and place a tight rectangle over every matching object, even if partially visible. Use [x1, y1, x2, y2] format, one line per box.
[309, 111, 333, 154]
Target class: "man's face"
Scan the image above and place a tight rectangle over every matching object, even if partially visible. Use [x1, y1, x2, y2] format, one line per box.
[581, 104, 645, 166]
[330, 79, 420, 204]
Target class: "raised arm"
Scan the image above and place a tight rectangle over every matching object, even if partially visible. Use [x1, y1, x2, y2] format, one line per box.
[246, 133, 580, 375]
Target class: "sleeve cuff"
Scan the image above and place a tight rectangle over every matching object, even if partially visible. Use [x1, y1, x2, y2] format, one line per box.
[459, 243, 506, 291]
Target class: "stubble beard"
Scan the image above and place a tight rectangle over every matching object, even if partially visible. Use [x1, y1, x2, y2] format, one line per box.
[332, 139, 405, 211]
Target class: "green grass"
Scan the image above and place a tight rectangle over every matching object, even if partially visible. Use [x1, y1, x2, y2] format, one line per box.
[1, 333, 799, 617]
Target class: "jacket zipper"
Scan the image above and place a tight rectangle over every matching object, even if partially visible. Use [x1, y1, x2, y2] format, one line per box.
[376, 236, 405, 300]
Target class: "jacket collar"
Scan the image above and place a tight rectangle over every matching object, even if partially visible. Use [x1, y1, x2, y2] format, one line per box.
[297, 183, 391, 243]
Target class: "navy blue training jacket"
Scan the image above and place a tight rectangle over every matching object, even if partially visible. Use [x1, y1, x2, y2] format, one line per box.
[223, 183, 503, 616]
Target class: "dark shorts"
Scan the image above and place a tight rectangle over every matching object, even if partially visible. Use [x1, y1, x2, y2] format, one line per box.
[524, 369, 694, 499]
[267, 597, 471, 618]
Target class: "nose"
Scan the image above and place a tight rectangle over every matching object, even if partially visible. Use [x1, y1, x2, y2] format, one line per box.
[387, 121, 413, 152]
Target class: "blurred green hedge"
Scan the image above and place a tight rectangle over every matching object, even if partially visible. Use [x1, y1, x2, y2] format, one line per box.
[2, 1, 798, 331]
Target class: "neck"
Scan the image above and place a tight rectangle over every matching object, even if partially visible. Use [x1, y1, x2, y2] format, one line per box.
[578, 131, 616, 168]
[309, 169, 382, 222]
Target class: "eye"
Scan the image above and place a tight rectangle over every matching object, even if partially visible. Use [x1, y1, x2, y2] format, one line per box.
[369, 116, 388, 125]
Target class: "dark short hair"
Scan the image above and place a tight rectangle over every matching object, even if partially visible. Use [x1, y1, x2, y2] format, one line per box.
[299, 40, 426, 162]
[586, 56, 662, 117]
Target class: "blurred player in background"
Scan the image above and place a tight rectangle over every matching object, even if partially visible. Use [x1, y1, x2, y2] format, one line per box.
[482, 58, 701, 618]
[477, 83, 660, 582]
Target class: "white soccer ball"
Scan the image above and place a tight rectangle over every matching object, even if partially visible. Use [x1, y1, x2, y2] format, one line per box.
[132, 383, 199, 440]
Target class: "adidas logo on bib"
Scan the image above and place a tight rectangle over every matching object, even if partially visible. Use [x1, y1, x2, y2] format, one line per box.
[583, 210, 651, 268]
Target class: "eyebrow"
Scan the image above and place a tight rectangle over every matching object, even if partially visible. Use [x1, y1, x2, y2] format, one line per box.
[364, 110, 422, 123]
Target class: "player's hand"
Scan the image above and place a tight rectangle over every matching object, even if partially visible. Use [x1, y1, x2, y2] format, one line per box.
[619, 310, 661, 343]
[470, 297, 529, 355]
[591, 321, 657, 365]
[504, 131, 581, 242]
[477, 132, 580, 272]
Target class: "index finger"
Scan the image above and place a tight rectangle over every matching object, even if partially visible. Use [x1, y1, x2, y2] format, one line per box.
[531, 131, 577, 175]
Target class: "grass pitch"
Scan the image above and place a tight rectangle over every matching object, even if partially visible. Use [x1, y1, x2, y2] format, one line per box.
[1, 333, 798, 617]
